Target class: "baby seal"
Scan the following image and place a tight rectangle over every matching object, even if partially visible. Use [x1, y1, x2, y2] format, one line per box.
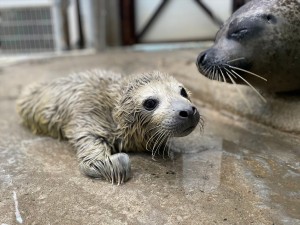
[196, 0, 300, 93]
[17, 70, 201, 184]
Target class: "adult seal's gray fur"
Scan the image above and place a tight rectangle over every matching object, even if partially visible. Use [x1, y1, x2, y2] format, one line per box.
[196, 0, 300, 93]
[16, 70, 201, 184]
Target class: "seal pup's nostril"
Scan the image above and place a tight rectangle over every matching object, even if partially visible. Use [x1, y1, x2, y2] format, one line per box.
[192, 106, 197, 115]
[179, 110, 188, 118]
[179, 106, 197, 118]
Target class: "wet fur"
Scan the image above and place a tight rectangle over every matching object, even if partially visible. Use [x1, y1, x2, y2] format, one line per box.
[17, 70, 201, 184]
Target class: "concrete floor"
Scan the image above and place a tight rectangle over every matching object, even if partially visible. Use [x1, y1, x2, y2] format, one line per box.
[0, 48, 299, 225]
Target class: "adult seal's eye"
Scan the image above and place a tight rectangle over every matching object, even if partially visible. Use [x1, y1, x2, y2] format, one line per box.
[143, 99, 158, 111]
[180, 88, 188, 98]
[230, 28, 248, 40]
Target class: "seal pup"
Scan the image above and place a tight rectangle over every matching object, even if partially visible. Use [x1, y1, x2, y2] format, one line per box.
[196, 0, 300, 94]
[17, 70, 201, 184]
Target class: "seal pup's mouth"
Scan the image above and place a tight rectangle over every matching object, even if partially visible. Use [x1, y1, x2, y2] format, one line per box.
[175, 124, 198, 137]
[183, 124, 197, 133]
[163, 124, 197, 137]
[172, 114, 203, 138]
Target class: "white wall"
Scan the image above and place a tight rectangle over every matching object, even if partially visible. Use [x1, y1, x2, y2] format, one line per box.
[135, 0, 231, 42]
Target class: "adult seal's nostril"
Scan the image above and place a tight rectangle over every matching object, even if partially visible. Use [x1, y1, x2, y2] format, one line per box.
[197, 51, 207, 67]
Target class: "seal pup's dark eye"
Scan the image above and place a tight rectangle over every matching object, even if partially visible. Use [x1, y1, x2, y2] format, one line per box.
[180, 87, 188, 98]
[143, 99, 158, 111]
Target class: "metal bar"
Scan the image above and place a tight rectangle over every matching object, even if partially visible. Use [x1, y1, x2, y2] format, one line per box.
[0, 35, 53, 40]
[0, 20, 52, 26]
[0, 0, 53, 9]
[95, 0, 107, 50]
[76, 0, 85, 48]
[193, 0, 223, 27]
[120, 0, 136, 45]
[51, 0, 68, 51]
[136, 0, 170, 42]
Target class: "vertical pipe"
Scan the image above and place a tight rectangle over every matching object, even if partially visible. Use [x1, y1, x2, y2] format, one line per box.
[51, 0, 68, 51]
[120, 0, 136, 45]
[80, 0, 106, 51]
[106, 0, 121, 46]
[94, 0, 106, 50]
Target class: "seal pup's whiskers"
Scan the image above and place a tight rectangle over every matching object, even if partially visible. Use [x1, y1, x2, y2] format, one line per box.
[167, 133, 173, 158]
[146, 126, 167, 159]
[199, 116, 205, 133]
[162, 131, 172, 159]
[151, 129, 168, 160]
[145, 128, 162, 152]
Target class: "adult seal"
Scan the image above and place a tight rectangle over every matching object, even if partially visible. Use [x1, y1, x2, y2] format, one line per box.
[196, 0, 300, 93]
[16, 70, 201, 184]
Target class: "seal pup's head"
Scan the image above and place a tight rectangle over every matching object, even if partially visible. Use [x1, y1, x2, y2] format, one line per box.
[114, 71, 201, 157]
[196, 0, 300, 93]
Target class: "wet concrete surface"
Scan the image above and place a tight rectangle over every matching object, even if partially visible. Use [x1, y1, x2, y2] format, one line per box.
[0, 49, 299, 224]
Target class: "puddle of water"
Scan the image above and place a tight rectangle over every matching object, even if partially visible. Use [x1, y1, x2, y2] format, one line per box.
[171, 135, 222, 193]
[206, 114, 300, 223]
[140, 109, 300, 224]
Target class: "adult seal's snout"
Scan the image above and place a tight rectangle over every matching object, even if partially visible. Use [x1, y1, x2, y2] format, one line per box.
[196, 49, 218, 75]
[197, 51, 207, 68]
[196, 0, 300, 93]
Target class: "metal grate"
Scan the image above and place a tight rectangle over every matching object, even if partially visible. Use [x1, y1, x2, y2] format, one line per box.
[0, 6, 55, 54]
